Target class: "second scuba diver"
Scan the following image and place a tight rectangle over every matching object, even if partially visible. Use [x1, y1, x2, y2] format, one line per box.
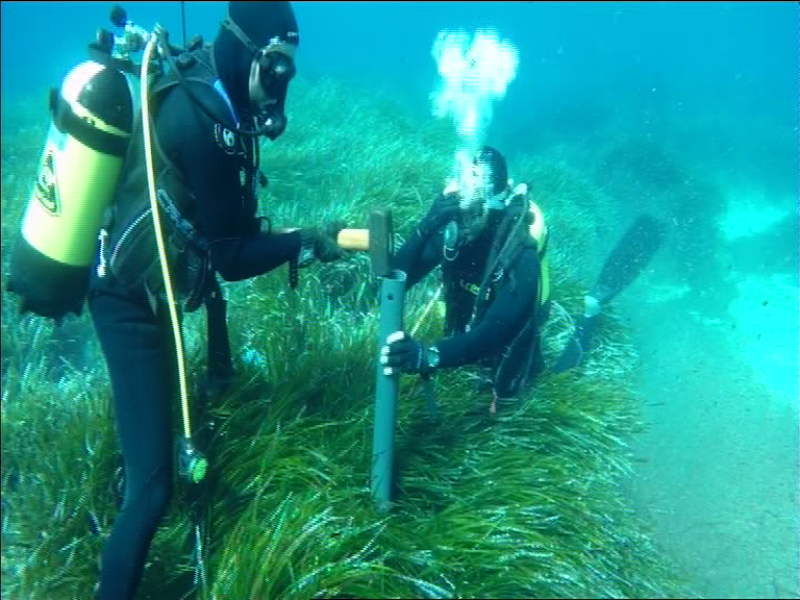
[382, 146, 551, 411]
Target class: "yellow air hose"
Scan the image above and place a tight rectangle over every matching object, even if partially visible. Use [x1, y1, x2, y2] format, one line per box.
[141, 31, 193, 443]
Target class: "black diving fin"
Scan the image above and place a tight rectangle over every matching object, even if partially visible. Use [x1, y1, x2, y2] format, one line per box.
[552, 214, 666, 373]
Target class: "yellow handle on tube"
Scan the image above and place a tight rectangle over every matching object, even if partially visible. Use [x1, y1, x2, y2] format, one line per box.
[337, 228, 369, 251]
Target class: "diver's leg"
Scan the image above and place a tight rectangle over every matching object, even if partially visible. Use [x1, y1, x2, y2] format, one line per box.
[493, 326, 537, 409]
[528, 333, 546, 378]
[89, 279, 174, 600]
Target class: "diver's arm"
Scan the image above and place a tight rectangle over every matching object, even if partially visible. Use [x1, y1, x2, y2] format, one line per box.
[392, 228, 444, 289]
[435, 247, 540, 368]
[393, 191, 460, 288]
[206, 230, 302, 282]
[160, 85, 301, 281]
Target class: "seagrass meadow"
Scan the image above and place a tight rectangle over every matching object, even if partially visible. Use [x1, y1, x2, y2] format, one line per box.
[1, 77, 692, 599]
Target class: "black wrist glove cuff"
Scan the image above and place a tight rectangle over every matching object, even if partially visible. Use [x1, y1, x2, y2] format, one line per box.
[418, 343, 440, 375]
[297, 229, 317, 268]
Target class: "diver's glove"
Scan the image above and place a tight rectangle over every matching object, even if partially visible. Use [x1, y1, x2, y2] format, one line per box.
[418, 191, 461, 238]
[380, 331, 440, 376]
[298, 221, 346, 266]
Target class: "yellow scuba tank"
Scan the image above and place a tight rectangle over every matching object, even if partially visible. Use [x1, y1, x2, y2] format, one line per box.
[526, 196, 551, 309]
[7, 59, 133, 320]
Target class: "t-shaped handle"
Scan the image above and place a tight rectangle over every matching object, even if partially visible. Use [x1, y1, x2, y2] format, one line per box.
[336, 209, 393, 277]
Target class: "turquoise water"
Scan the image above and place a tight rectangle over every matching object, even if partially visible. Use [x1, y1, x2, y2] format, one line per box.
[2, 2, 797, 598]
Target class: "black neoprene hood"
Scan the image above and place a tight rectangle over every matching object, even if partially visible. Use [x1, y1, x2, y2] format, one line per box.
[213, 1, 299, 112]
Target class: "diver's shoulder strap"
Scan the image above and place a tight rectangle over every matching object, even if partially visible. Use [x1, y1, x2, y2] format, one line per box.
[145, 45, 239, 198]
[468, 189, 550, 328]
[148, 46, 212, 92]
[148, 46, 237, 128]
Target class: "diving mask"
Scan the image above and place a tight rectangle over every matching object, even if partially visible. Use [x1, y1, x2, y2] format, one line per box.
[248, 46, 296, 139]
[222, 15, 298, 140]
[441, 161, 508, 257]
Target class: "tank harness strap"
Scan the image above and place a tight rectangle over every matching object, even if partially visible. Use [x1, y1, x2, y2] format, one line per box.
[467, 193, 528, 329]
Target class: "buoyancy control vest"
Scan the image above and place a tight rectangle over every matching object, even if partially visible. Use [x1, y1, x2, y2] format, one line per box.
[476, 187, 551, 325]
[99, 44, 261, 312]
[443, 186, 551, 336]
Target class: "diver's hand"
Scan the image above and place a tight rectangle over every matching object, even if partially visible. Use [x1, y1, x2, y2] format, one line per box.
[299, 222, 345, 265]
[319, 220, 347, 262]
[380, 331, 438, 376]
[418, 192, 461, 238]
[324, 220, 347, 245]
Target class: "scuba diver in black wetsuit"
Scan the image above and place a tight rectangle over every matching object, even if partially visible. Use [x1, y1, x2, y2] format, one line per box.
[87, 3, 342, 599]
[382, 146, 551, 411]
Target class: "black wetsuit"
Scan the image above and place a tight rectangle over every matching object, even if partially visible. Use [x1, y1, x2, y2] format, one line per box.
[88, 44, 300, 600]
[394, 208, 546, 398]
